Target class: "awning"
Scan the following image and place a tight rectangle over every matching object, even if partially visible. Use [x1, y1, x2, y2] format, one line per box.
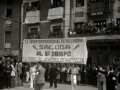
[25, 10, 40, 24]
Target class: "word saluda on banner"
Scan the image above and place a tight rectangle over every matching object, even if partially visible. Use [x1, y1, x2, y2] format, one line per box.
[22, 38, 88, 64]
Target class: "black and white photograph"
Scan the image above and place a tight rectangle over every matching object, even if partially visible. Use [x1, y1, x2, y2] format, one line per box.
[0, 0, 120, 90]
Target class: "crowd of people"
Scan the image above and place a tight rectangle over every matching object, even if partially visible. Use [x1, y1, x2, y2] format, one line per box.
[0, 55, 22, 89]
[48, 30, 63, 38]
[26, 32, 40, 39]
[0, 55, 120, 90]
[68, 23, 120, 35]
[29, 62, 120, 90]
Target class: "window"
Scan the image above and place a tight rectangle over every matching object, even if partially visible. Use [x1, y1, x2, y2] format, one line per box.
[5, 31, 11, 49]
[5, 32, 11, 43]
[51, 0, 62, 8]
[30, 28, 39, 33]
[75, 23, 84, 34]
[53, 26, 61, 34]
[76, 0, 84, 7]
[31, 1, 40, 10]
[118, 7, 120, 13]
[94, 20, 106, 27]
[28, 26, 40, 39]
[6, 0, 12, 5]
[27, 1, 40, 11]
[75, 23, 84, 29]
[6, 9, 12, 18]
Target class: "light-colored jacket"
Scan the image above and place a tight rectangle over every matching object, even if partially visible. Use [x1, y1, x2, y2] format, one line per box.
[11, 65, 16, 76]
[35, 65, 45, 84]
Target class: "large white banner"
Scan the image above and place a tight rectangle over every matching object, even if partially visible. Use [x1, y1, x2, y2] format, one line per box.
[22, 38, 88, 64]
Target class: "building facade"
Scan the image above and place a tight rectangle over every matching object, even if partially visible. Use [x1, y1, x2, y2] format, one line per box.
[69, 0, 120, 65]
[22, 0, 70, 40]
[0, 0, 22, 56]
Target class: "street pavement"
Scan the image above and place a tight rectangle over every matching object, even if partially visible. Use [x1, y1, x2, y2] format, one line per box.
[3, 82, 97, 90]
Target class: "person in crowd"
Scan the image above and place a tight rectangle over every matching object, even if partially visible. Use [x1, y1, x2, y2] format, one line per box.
[91, 64, 97, 85]
[76, 64, 81, 85]
[60, 64, 67, 84]
[26, 64, 30, 83]
[117, 68, 120, 90]
[48, 63, 52, 81]
[30, 63, 37, 89]
[71, 63, 78, 90]
[5, 60, 12, 88]
[49, 63, 59, 88]
[98, 66, 117, 90]
[44, 63, 49, 82]
[17, 60, 22, 79]
[88, 64, 92, 85]
[97, 66, 106, 90]
[101, 26, 106, 33]
[56, 64, 60, 83]
[2, 55, 6, 65]
[66, 64, 71, 84]
[3, 61, 7, 88]
[0, 59, 3, 89]
[58, 30, 63, 38]
[20, 63, 25, 85]
[48, 32, 53, 38]
[10, 62, 16, 88]
[34, 61, 45, 90]
[82, 65, 88, 85]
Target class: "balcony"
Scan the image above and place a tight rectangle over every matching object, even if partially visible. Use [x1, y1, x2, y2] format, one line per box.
[25, 10, 40, 24]
[25, 9, 40, 24]
[68, 25, 120, 41]
[47, 7, 64, 20]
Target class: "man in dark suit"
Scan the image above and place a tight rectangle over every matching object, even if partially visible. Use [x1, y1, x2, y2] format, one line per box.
[49, 63, 59, 88]
[98, 66, 117, 90]
[5, 61, 12, 88]
[35, 61, 45, 90]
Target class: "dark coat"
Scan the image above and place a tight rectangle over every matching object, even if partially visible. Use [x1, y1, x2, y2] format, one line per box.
[118, 73, 120, 84]
[98, 70, 117, 90]
[0, 63, 3, 77]
[5, 65, 12, 77]
[49, 66, 59, 77]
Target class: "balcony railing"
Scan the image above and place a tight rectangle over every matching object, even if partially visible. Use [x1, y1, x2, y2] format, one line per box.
[68, 25, 120, 39]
